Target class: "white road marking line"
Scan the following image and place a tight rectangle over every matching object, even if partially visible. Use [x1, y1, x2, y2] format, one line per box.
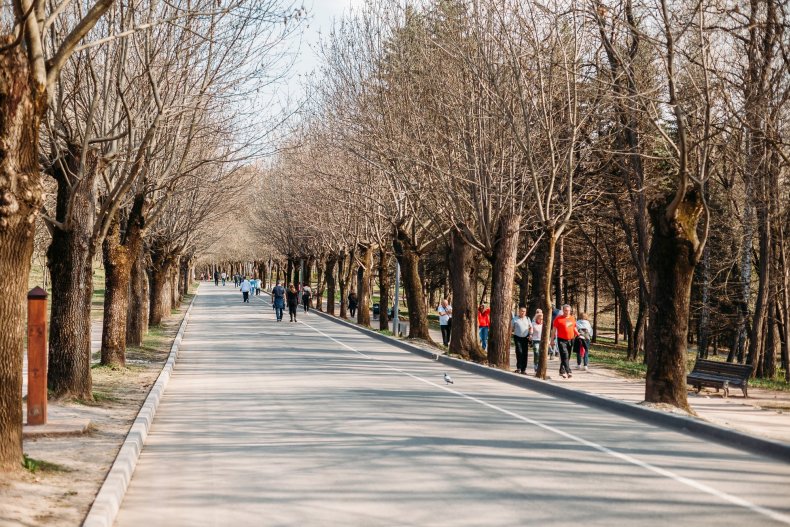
[297, 317, 790, 526]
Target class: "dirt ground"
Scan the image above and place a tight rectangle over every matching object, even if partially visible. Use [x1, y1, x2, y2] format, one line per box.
[0, 306, 184, 527]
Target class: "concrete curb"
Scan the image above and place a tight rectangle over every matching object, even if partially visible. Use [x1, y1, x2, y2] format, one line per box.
[82, 288, 199, 527]
[312, 309, 790, 464]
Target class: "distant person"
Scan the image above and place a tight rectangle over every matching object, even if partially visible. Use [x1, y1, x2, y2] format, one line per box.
[576, 312, 593, 371]
[437, 299, 452, 347]
[551, 304, 578, 379]
[221, 271, 227, 286]
[348, 291, 358, 318]
[214, 270, 219, 286]
[301, 283, 312, 313]
[255, 278, 262, 296]
[286, 284, 299, 322]
[478, 302, 490, 351]
[531, 309, 544, 372]
[550, 305, 561, 358]
[240, 277, 251, 303]
[512, 306, 532, 374]
[271, 282, 286, 322]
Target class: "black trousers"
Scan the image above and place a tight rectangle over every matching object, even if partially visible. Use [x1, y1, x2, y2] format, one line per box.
[288, 303, 298, 319]
[557, 338, 573, 375]
[242, 291, 249, 302]
[514, 335, 530, 372]
[440, 319, 452, 346]
[349, 306, 357, 317]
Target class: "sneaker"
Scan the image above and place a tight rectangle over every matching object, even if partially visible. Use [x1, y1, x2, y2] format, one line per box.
[584, 366, 588, 371]
[560, 373, 568, 379]
[568, 373, 573, 378]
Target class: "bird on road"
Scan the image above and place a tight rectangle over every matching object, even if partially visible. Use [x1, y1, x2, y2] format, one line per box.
[444, 373, 454, 384]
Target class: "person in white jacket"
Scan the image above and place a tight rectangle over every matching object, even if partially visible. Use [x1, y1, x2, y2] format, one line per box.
[240, 277, 252, 303]
[576, 313, 593, 370]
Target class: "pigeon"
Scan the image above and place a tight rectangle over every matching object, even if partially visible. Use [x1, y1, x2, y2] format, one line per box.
[444, 373, 454, 385]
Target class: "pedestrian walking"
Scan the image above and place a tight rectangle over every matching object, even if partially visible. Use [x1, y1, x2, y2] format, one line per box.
[271, 281, 286, 322]
[530, 309, 544, 372]
[301, 283, 312, 313]
[512, 306, 532, 374]
[550, 305, 561, 358]
[214, 270, 219, 286]
[478, 302, 490, 351]
[437, 299, 453, 347]
[348, 291, 358, 318]
[255, 278, 261, 296]
[551, 304, 578, 378]
[286, 284, 299, 322]
[575, 312, 593, 370]
[240, 277, 251, 303]
[221, 271, 227, 286]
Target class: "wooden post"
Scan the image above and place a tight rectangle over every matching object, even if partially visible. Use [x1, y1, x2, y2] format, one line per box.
[27, 286, 48, 426]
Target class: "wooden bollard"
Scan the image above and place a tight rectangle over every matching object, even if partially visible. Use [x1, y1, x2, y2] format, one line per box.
[27, 286, 48, 426]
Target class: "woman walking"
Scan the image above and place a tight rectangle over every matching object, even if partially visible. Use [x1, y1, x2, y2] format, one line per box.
[301, 283, 312, 313]
[530, 310, 544, 372]
[286, 284, 299, 322]
[348, 291, 358, 318]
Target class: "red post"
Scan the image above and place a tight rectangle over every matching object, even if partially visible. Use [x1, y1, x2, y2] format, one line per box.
[27, 286, 48, 426]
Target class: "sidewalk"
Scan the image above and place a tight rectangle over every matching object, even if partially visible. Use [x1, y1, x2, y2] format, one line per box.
[421, 324, 790, 446]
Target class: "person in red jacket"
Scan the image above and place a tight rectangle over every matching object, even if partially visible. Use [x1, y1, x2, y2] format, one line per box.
[478, 302, 491, 351]
[551, 304, 579, 378]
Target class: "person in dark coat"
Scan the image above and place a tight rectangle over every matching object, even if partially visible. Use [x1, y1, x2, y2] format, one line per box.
[286, 284, 299, 322]
[348, 291, 358, 318]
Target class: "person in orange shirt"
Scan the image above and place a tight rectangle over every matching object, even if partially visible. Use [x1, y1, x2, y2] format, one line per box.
[551, 304, 578, 378]
[478, 302, 491, 351]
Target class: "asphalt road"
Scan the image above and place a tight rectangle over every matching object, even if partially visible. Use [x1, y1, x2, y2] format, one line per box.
[115, 286, 790, 526]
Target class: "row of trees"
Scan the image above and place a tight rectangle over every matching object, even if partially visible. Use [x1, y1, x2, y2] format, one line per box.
[0, 0, 301, 470]
[252, 0, 790, 415]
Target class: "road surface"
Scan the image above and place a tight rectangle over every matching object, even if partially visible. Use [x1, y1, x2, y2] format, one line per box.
[115, 286, 790, 526]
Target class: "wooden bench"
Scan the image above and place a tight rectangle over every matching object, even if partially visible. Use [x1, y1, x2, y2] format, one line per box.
[687, 359, 753, 398]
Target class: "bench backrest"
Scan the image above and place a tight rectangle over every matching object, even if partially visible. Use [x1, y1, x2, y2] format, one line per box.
[690, 359, 753, 380]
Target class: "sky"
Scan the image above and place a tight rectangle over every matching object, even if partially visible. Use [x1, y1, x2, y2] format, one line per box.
[282, 0, 365, 101]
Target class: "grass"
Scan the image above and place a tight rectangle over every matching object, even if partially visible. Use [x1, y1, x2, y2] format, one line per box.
[22, 454, 71, 474]
[589, 341, 790, 392]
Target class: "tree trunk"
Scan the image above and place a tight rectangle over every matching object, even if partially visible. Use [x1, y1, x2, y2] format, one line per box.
[101, 194, 147, 365]
[393, 225, 432, 341]
[449, 229, 485, 362]
[488, 214, 521, 368]
[528, 241, 547, 317]
[126, 249, 149, 347]
[356, 244, 372, 327]
[101, 219, 132, 367]
[536, 233, 558, 379]
[149, 261, 174, 326]
[325, 256, 337, 315]
[554, 235, 564, 308]
[644, 192, 704, 411]
[46, 146, 96, 397]
[339, 252, 348, 318]
[747, 204, 771, 373]
[378, 247, 390, 331]
[0, 35, 47, 470]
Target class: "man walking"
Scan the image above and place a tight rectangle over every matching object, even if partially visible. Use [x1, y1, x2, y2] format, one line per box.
[240, 276, 251, 303]
[478, 302, 491, 351]
[512, 306, 532, 374]
[551, 304, 578, 379]
[214, 270, 219, 287]
[271, 281, 286, 322]
[438, 299, 453, 347]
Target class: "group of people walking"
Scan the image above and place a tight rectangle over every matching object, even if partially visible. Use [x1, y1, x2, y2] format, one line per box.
[437, 299, 593, 378]
[270, 282, 313, 322]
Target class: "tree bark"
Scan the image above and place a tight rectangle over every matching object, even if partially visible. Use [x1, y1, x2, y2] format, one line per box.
[449, 229, 485, 361]
[356, 244, 372, 327]
[100, 194, 147, 366]
[378, 247, 390, 331]
[149, 260, 174, 326]
[46, 146, 97, 397]
[644, 191, 705, 411]
[535, 233, 558, 379]
[126, 249, 149, 347]
[339, 252, 348, 318]
[325, 256, 337, 315]
[393, 225, 432, 341]
[747, 203, 771, 373]
[0, 32, 48, 470]
[487, 214, 521, 368]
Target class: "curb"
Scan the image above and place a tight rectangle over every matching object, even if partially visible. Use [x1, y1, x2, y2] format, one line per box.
[312, 309, 790, 464]
[82, 288, 199, 527]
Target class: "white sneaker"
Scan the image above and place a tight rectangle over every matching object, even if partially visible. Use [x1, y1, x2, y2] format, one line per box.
[584, 365, 589, 371]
